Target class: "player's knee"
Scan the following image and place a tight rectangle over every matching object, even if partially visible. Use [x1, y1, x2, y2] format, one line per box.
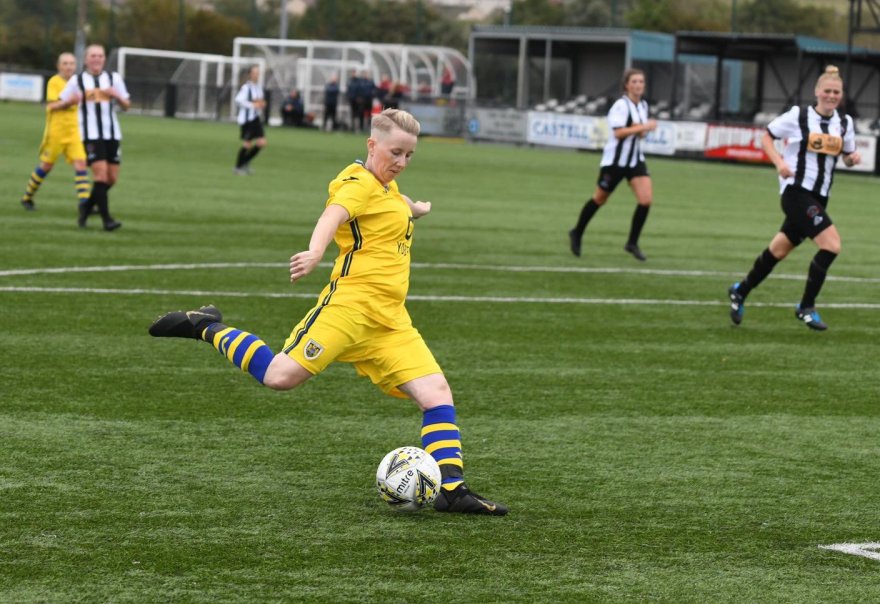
[262, 370, 299, 391]
[417, 382, 454, 411]
[262, 356, 310, 391]
[823, 242, 841, 255]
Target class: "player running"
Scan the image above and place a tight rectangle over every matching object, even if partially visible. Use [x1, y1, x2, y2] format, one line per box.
[568, 68, 657, 261]
[233, 65, 267, 175]
[728, 66, 860, 331]
[150, 108, 508, 516]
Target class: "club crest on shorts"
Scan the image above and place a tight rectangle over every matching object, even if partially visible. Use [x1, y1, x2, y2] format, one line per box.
[303, 338, 324, 360]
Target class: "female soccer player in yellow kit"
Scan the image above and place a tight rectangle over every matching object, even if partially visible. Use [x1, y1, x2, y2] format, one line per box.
[150, 109, 507, 516]
[19, 52, 89, 212]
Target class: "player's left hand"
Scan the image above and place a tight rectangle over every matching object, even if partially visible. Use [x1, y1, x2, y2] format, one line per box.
[402, 194, 431, 219]
[410, 201, 432, 218]
[844, 151, 861, 167]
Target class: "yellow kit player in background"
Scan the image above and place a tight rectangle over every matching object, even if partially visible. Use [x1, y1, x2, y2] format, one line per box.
[149, 108, 508, 515]
[19, 52, 90, 212]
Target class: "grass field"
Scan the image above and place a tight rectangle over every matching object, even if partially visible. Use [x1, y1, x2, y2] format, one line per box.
[2, 100, 880, 602]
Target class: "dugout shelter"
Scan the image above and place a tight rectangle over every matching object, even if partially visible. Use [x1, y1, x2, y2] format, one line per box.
[468, 25, 737, 120]
[671, 32, 880, 126]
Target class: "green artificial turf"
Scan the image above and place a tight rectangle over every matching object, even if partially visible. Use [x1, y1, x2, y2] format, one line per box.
[1, 101, 879, 602]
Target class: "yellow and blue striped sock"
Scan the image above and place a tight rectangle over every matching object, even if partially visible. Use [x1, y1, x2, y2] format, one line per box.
[203, 323, 274, 384]
[22, 166, 48, 202]
[74, 169, 90, 205]
[421, 405, 464, 491]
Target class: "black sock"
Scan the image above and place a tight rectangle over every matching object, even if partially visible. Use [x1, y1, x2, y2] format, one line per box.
[627, 204, 650, 245]
[800, 249, 837, 308]
[89, 182, 109, 219]
[245, 145, 262, 163]
[738, 248, 780, 298]
[573, 199, 600, 235]
[236, 147, 249, 168]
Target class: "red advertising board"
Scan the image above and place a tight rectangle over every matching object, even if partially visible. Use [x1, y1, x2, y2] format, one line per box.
[704, 124, 769, 163]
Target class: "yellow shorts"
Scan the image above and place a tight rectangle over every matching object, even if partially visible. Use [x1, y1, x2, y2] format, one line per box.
[282, 303, 442, 398]
[39, 136, 86, 164]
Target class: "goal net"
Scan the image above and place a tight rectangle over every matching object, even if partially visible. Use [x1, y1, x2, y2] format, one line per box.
[111, 47, 267, 121]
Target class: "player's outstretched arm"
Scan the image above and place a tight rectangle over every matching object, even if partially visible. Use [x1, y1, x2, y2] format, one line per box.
[290, 203, 350, 283]
[402, 194, 431, 219]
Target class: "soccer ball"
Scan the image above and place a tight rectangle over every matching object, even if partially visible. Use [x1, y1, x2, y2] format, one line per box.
[375, 446, 442, 512]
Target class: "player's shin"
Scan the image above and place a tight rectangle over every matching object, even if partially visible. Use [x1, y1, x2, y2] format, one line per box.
[420, 404, 464, 491]
[203, 323, 275, 384]
[74, 170, 90, 205]
[22, 165, 49, 203]
[801, 249, 837, 308]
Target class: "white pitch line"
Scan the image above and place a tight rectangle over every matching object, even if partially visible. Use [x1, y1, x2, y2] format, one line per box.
[819, 543, 880, 562]
[2, 286, 880, 309]
[0, 261, 877, 283]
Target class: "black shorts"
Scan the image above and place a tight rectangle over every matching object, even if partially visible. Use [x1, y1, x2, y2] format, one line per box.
[779, 185, 833, 246]
[85, 139, 121, 165]
[597, 162, 649, 193]
[240, 118, 265, 141]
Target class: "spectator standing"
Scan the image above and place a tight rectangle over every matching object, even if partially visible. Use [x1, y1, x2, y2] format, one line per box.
[323, 75, 339, 131]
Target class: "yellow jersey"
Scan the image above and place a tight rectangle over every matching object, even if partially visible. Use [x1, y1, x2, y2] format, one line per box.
[318, 161, 415, 329]
[43, 74, 80, 142]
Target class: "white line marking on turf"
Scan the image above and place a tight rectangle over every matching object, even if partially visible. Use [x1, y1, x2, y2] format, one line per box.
[0, 262, 877, 283]
[2, 286, 880, 309]
[819, 543, 880, 562]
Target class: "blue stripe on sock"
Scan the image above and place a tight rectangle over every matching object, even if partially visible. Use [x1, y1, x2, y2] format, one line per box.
[232, 333, 260, 367]
[421, 429, 460, 444]
[35, 166, 48, 178]
[247, 345, 274, 383]
[422, 404, 456, 427]
[429, 447, 463, 461]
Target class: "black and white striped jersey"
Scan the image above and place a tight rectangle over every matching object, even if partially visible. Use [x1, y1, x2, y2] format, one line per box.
[767, 105, 855, 198]
[235, 82, 264, 125]
[600, 96, 649, 168]
[59, 70, 130, 141]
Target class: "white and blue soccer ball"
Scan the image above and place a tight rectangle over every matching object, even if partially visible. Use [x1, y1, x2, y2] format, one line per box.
[375, 446, 442, 512]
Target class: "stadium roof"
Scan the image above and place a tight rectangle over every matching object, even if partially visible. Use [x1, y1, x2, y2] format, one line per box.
[471, 25, 676, 62]
[674, 31, 880, 61]
[671, 32, 880, 121]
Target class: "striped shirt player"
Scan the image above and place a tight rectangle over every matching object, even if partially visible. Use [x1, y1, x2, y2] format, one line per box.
[569, 68, 657, 261]
[148, 109, 508, 515]
[728, 65, 860, 331]
[600, 95, 649, 169]
[58, 44, 129, 231]
[233, 65, 267, 174]
[19, 52, 89, 212]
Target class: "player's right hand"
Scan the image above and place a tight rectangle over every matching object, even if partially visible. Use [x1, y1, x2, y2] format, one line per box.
[289, 250, 321, 283]
[777, 162, 794, 178]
